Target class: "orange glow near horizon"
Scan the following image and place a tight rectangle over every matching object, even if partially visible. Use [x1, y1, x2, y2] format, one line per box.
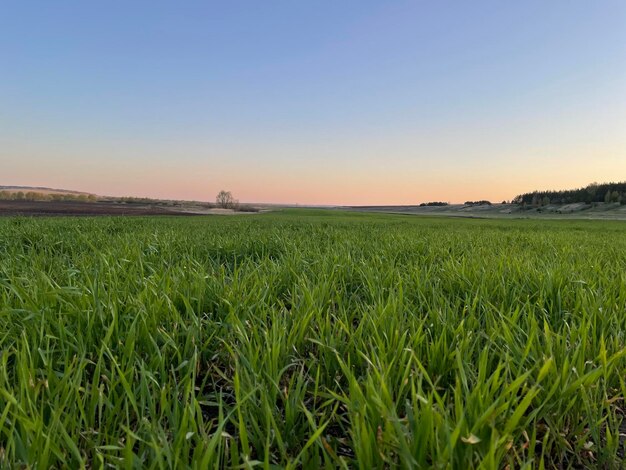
[3, 103, 626, 205]
[4, 146, 626, 206]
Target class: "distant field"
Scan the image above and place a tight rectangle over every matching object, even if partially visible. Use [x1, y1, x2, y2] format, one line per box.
[0, 210, 625, 467]
[0, 200, 257, 217]
[0, 200, 194, 216]
[349, 203, 626, 220]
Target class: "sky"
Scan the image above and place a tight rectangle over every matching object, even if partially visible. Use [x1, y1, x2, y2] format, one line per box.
[1, 1, 625, 205]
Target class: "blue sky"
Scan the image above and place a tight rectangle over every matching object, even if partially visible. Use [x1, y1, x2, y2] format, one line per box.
[2, 1, 625, 204]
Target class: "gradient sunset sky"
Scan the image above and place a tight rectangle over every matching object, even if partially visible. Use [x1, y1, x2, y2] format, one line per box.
[2, 1, 625, 205]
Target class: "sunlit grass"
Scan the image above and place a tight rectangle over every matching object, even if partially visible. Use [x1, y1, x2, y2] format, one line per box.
[0, 211, 624, 468]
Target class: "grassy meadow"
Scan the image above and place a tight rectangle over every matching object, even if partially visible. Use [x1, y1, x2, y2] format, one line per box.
[0, 210, 625, 468]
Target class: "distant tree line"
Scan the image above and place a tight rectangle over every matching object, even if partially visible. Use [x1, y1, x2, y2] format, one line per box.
[0, 191, 97, 202]
[512, 182, 626, 206]
[464, 200, 492, 206]
[419, 201, 448, 207]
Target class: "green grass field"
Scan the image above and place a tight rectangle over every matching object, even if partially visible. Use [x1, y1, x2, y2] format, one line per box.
[0, 210, 625, 468]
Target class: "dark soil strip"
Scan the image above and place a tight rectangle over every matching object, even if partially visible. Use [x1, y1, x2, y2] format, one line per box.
[0, 200, 199, 217]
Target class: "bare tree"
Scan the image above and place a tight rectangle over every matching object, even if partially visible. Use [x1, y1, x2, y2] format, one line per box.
[216, 190, 237, 209]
